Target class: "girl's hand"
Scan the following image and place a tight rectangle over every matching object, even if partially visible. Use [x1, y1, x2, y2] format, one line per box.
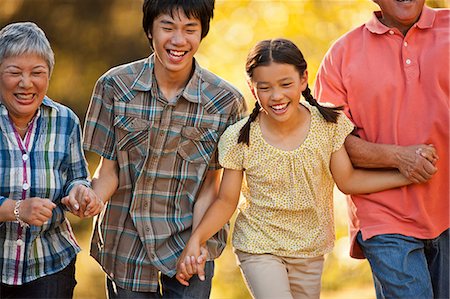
[19, 197, 56, 226]
[175, 240, 208, 286]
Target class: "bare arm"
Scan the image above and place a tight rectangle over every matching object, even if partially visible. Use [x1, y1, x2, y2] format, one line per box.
[331, 145, 411, 195]
[344, 134, 438, 184]
[91, 157, 119, 204]
[192, 169, 222, 231]
[176, 168, 243, 286]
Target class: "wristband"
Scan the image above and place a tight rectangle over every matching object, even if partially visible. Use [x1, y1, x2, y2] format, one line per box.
[13, 200, 30, 228]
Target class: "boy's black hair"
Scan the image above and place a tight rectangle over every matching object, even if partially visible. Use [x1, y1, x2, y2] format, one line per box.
[142, 0, 215, 48]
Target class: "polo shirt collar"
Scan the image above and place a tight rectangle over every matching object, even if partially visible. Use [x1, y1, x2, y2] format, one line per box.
[131, 54, 203, 104]
[366, 5, 436, 34]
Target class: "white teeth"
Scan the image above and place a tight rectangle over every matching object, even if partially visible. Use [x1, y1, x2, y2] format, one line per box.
[272, 103, 288, 110]
[169, 50, 185, 57]
[16, 94, 33, 100]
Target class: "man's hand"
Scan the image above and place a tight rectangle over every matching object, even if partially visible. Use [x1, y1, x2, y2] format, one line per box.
[396, 144, 438, 183]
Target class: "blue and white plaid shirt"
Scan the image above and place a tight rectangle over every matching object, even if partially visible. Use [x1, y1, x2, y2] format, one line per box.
[0, 97, 90, 285]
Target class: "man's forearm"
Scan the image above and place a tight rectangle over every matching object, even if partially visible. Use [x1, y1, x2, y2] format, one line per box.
[344, 134, 400, 169]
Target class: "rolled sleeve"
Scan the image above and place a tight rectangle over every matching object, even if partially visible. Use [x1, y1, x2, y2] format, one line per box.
[83, 75, 117, 160]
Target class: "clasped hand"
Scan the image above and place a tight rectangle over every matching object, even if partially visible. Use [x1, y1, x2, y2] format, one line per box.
[61, 184, 103, 218]
[175, 238, 209, 286]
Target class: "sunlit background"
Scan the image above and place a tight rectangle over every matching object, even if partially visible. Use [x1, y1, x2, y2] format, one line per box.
[1, 1, 448, 298]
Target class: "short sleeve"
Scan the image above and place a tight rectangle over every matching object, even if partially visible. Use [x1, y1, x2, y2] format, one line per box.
[218, 123, 246, 170]
[83, 75, 117, 160]
[314, 42, 354, 123]
[332, 112, 355, 152]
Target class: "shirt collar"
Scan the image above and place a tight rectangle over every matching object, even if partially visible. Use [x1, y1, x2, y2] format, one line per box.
[366, 5, 436, 34]
[131, 54, 203, 104]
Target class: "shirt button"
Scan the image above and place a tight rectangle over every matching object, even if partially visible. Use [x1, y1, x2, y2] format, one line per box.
[404, 41, 408, 47]
[22, 154, 29, 161]
[405, 59, 411, 65]
[22, 183, 30, 190]
[145, 226, 150, 232]
[16, 239, 24, 246]
[389, 30, 394, 35]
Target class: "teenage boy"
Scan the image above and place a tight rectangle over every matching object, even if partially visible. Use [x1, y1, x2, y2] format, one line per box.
[83, 0, 246, 297]
[315, 1, 449, 298]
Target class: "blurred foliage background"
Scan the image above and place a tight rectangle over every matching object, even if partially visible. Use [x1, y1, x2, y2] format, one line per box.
[1, 0, 448, 298]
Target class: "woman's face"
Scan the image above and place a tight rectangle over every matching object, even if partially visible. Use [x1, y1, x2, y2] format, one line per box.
[0, 53, 49, 123]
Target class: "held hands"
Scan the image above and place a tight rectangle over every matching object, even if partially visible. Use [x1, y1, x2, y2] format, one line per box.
[61, 184, 103, 218]
[175, 239, 209, 286]
[396, 144, 439, 184]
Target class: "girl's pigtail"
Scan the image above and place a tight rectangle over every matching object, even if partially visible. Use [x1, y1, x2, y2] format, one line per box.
[302, 85, 343, 123]
[238, 102, 261, 146]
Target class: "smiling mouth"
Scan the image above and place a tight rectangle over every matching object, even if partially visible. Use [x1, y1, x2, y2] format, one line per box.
[15, 93, 35, 103]
[271, 103, 289, 112]
[168, 50, 187, 58]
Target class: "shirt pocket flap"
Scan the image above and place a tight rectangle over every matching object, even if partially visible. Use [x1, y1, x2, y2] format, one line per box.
[180, 126, 218, 142]
[113, 115, 151, 132]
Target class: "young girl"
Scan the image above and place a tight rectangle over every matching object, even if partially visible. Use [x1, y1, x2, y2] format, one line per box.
[175, 38, 427, 299]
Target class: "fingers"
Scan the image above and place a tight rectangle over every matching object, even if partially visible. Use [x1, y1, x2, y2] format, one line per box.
[416, 145, 439, 166]
[197, 246, 208, 281]
[66, 185, 103, 218]
[83, 189, 103, 217]
[20, 198, 56, 226]
[176, 262, 191, 286]
[398, 145, 438, 183]
[61, 195, 80, 215]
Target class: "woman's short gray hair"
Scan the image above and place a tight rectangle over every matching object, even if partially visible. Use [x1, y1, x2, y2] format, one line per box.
[0, 22, 55, 76]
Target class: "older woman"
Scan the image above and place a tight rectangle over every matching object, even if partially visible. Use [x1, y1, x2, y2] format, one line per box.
[0, 22, 103, 298]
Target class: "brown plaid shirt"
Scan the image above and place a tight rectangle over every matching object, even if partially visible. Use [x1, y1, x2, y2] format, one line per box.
[83, 55, 247, 292]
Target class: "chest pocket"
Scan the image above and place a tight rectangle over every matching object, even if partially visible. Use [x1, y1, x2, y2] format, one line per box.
[177, 126, 218, 164]
[114, 115, 150, 153]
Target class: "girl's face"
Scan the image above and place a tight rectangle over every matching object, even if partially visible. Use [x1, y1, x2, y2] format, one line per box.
[251, 62, 307, 122]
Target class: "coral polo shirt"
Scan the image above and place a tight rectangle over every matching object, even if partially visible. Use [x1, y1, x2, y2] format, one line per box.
[314, 6, 449, 258]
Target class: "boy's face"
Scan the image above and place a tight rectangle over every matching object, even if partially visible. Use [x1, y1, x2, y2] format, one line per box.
[150, 8, 202, 78]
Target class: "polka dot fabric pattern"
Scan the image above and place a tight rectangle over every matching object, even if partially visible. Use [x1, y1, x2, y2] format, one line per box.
[218, 101, 354, 258]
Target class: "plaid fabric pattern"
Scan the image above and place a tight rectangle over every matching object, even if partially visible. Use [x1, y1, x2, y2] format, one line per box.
[83, 55, 247, 292]
[0, 97, 89, 285]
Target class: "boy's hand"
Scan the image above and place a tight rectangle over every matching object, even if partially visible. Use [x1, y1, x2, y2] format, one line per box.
[62, 184, 103, 218]
[176, 241, 208, 286]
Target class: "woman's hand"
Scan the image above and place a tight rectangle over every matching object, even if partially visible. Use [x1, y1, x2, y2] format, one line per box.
[20, 198, 56, 226]
[61, 184, 104, 218]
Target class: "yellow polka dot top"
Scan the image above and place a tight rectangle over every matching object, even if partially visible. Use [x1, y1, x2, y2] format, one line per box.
[218, 101, 354, 258]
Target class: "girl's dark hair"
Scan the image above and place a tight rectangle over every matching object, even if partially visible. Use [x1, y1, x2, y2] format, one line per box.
[142, 0, 215, 48]
[238, 38, 343, 146]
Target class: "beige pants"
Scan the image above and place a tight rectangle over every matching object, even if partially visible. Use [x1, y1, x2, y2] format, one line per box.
[235, 250, 324, 299]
